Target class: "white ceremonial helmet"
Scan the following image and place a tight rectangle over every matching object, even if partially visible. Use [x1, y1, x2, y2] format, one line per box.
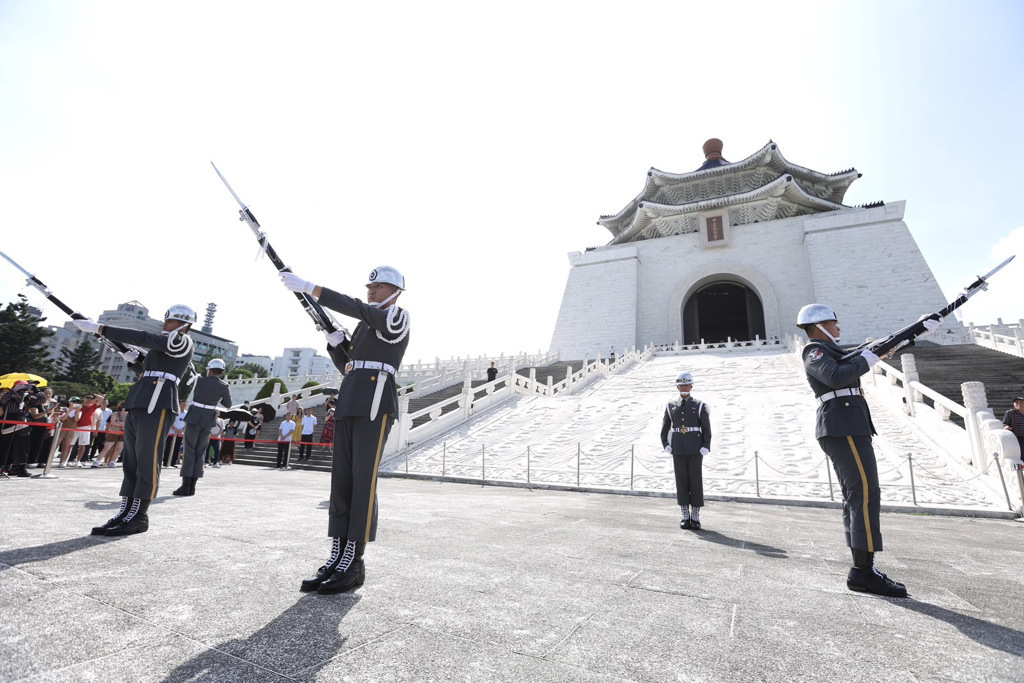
[796, 304, 837, 328]
[675, 372, 694, 385]
[164, 304, 197, 325]
[367, 266, 405, 291]
[207, 358, 226, 370]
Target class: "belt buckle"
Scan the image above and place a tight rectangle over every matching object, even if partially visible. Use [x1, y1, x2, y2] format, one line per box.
[344, 361, 354, 375]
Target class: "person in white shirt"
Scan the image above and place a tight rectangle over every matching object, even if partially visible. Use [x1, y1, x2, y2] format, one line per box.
[298, 407, 318, 461]
[276, 414, 296, 469]
[209, 411, 227, 468]
[89, 396, 114, 467]
[163, 401, 188, 468]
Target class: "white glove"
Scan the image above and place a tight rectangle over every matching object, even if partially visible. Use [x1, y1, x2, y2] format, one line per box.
[860, 348, 880, 367]
[918, 315, 941, 337]
[122, 349, 140, 363]
[700, 447, 710, 456]
[325, 330, 348, 347]
[280, 272, 316, 295]
[73, 318, 101, 334]
[664, 445, 672, 455]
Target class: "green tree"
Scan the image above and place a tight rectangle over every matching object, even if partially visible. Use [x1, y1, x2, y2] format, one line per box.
[106, 382, 133, 407]
[240, 362, 269, 378]
[0, 295, 56, 376]
[255, 378, 288, 400]
[227, 367, 255, 380]
[57, 340, 103, 384]
[302, 380, 322, 396]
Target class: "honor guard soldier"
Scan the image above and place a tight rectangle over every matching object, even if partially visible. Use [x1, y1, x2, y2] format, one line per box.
[660, 372, 711, 529]
[281, 265, 410, 594]
[175, 358, 233, 496]
[799, 304, 938, 597]
[74, 305, 196, 536]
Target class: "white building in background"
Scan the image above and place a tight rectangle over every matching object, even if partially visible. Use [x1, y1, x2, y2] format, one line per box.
[235, 354, 274, 376]
[272, 347, 334, 378]
[42, 300, 239, 383]
[549, 139, 968, 360]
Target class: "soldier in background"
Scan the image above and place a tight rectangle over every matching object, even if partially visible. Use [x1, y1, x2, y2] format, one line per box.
[75, 305, 196, 536]
[175, 358, 233, 496]
[798, 303, 938, 598]
[281, 265, 410, 595]
[660, 372, 711, 529]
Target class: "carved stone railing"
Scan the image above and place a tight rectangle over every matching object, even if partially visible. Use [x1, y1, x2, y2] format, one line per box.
[968, 322, 1024, 358]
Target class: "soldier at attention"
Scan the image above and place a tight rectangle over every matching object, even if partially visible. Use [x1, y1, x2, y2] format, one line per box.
[660, 371, 711, 530]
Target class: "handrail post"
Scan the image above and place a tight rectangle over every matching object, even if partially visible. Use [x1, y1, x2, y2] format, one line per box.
[442, 441, 446, 476]
[577, 443, 581, 486]
[994, 453, 1013, 511]
[526, 446, 530, 484]
[481, 444, 486, 481]
[630, 444, 634, 490]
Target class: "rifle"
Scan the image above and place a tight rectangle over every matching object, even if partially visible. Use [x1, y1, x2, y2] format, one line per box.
[841, 255, 1015, 361]
[1, 250, 147, 375]
[210, 163, 351, 369]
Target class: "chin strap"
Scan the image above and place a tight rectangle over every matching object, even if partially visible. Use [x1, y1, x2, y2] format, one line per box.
[814, 323, 840, 344]
[368, 291, 400, 308]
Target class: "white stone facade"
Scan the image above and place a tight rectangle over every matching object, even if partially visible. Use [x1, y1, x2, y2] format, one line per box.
[549, 201, 966, 360]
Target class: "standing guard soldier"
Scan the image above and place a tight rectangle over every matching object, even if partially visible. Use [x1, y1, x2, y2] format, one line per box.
[74, 305, 196, 536]
[798, 303, 938, 598]
[281, 265, 410, 594]
[660, 372, 712, 529]
[175, 358, 233, 496]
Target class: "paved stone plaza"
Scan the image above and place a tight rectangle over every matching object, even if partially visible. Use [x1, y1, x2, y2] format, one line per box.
[1, 465, 1022, 682]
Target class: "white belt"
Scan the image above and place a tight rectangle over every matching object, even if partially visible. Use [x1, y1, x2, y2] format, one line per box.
[672, 427, 702, 433]
[817, 388, 862, 404]
[344, 360, 397, 375]
[143, 371, 181, 414]
[190, 401, 219, 410]
[344, 360, 396, 421]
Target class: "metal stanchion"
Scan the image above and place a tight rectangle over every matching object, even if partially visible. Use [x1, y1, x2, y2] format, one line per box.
[481, 444, 486, 480]
[442, 441, 446, 476]
[405, 448, 409, 474]
[825, 457, 834, 501]
[993, 453, 1013, 511]
[526, 446, 531, 484]
[33, 422, 62, 480]
[630, 444, 634, 490]
[754, 450, 760, 497]
[907, 453, 917, 506]
[577, 443, 581, 486]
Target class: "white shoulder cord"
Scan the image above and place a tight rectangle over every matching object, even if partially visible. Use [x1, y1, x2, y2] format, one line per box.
[375, 306, 410, 345]
[164, 328, 194, 358]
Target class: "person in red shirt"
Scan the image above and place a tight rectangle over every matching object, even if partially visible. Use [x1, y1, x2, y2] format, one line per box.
[70, 394, 100, 467]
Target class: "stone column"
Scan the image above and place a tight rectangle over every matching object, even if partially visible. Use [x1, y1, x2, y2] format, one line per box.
[900, 353, 919, 417]
[961, 381, 989, 471]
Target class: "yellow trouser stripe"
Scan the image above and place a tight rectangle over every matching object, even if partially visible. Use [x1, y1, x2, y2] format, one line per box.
[847, 436, 874, 553]
[363, 415, 390, 542]
[150, 410, 168, 500]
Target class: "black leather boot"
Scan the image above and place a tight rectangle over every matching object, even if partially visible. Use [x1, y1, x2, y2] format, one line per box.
[91, 497, 130, 535]
[187, 477, 197, 496]
[172, 478, 189, 496]
[301, 537, 345, 592]
[105, 499, 151, 536]
[847, 548, 907, 598]
[318, 541, 366, 595]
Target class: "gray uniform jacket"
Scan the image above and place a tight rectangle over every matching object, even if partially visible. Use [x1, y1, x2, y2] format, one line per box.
[802, 340, 875, 438]
[184, 375, 233, 429]
[317, 288, 409, 419]
[660, 396, 711, 455]
[103, 326, 194, 411]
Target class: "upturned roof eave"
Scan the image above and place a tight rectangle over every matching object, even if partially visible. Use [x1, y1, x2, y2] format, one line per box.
[607, 174, 848, 245]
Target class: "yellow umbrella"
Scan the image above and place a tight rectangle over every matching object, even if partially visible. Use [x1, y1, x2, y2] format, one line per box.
[0, 372, 48, 389]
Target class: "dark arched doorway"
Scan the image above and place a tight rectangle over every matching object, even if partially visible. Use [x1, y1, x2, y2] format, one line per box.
[682, 282, 766, 344]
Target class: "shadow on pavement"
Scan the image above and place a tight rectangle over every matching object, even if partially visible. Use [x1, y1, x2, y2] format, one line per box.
[898, 600, 1024, 660]
[693, 529, 789, 558]
[163, 593, 360, 681]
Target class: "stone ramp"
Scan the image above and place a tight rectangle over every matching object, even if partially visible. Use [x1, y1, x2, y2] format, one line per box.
[389, 348, 999, 509]
[1, 467, 1022, 681]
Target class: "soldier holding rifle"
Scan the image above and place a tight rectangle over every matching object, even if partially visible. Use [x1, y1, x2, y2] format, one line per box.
[798, 304, 940, 598]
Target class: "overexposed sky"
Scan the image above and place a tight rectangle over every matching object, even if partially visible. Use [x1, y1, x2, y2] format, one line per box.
[2, 1, 1022, 364]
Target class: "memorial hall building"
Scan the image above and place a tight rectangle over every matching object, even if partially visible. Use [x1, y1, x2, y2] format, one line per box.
[549, 139, 966, 359]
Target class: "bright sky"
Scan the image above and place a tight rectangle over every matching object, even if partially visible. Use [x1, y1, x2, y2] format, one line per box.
[2, 1, 1022, 365]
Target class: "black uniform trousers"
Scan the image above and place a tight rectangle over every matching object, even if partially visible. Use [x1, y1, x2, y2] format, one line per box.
[671, 451, 704, 507]
[818, 435, 883, 552]
[119, 408, 171, 501]
[328, 414, 392, 541]
[181, 426, 212, 478]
